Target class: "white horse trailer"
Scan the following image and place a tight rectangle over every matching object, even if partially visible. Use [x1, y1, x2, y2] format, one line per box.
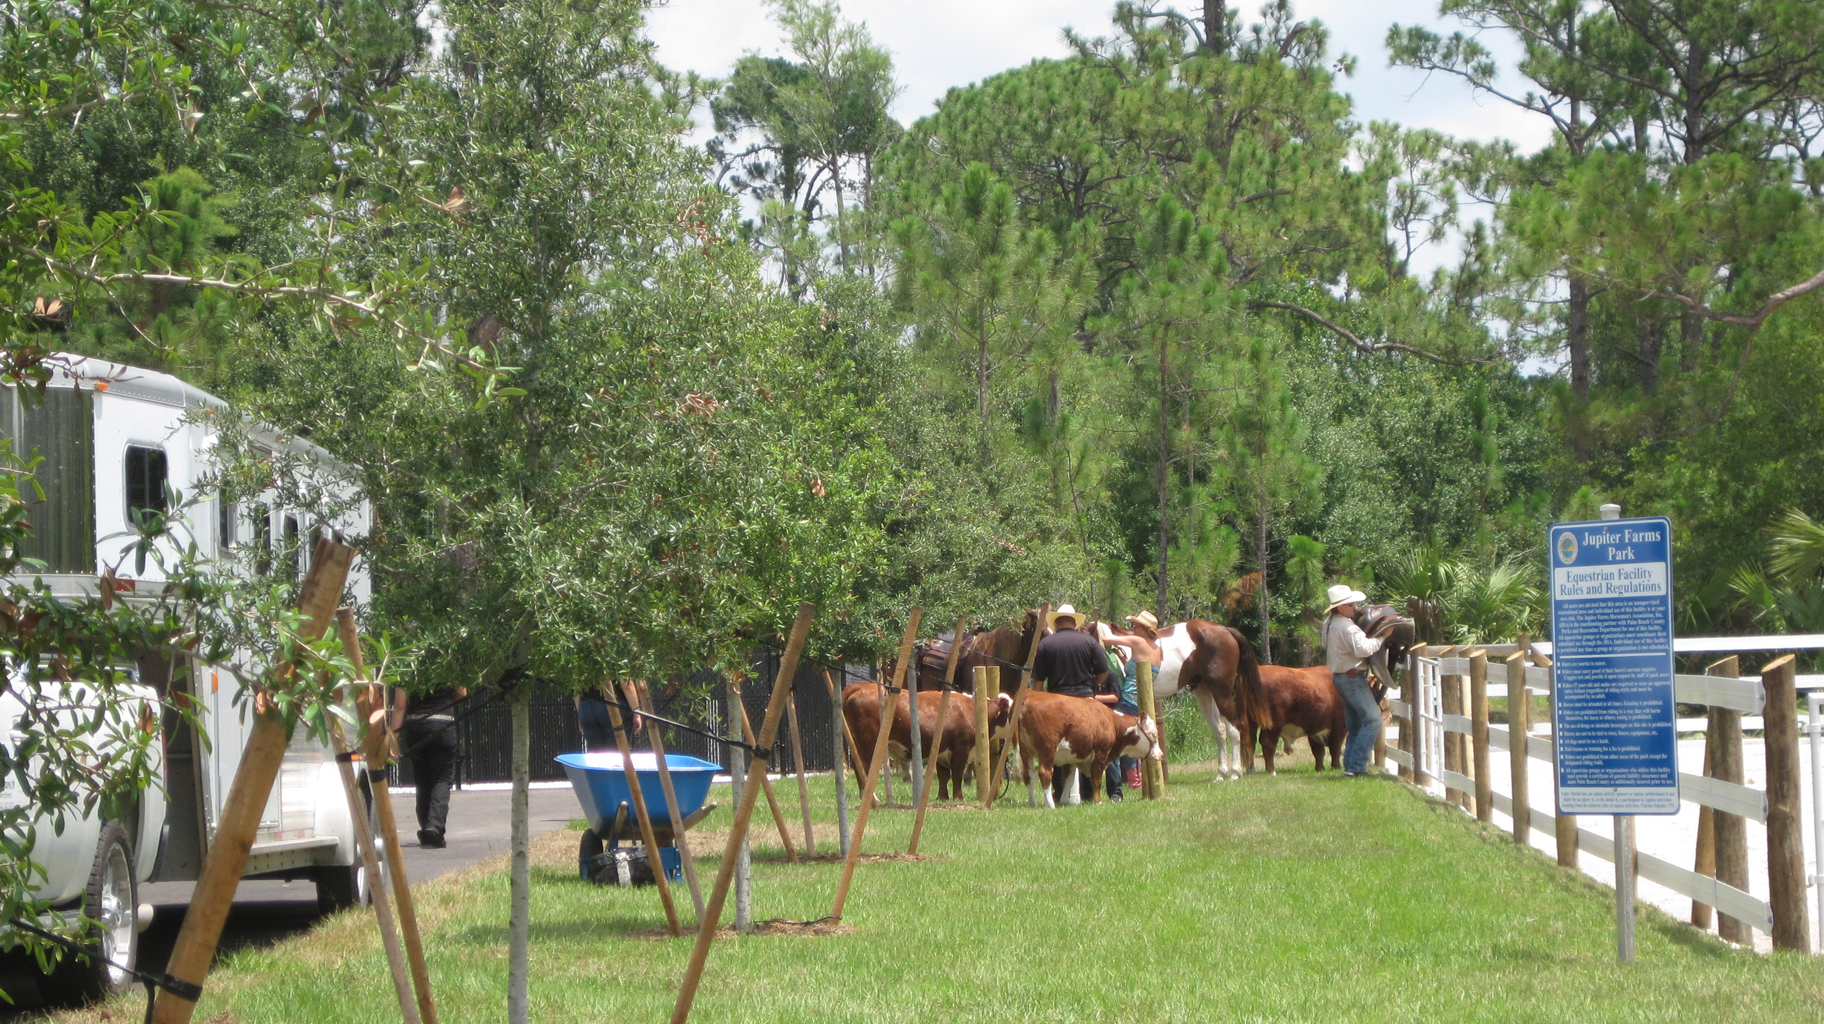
[0, 355, 371, 1001]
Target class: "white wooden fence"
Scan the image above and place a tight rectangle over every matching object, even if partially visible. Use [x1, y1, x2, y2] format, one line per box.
[1384, 639, 1818, 952]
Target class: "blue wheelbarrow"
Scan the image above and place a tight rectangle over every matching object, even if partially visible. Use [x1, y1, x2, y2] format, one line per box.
[555, 751, 721, 885]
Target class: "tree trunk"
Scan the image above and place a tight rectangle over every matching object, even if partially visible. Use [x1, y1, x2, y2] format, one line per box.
[1203, 1, 1225, 53]
[507, 686, 530, 1024]
[1156, 339, 1170, 618]
[1567, 274, 1591, 404]
[1256, 492, 1272, 664]
[977, 328, 991, 465]
[1637, 318, 1663, 394]
[725, 678, 752, 933]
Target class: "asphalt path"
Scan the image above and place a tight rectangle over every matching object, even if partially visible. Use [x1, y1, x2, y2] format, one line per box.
[2, 784, 580, 1013]
[129, 784, 581, 978]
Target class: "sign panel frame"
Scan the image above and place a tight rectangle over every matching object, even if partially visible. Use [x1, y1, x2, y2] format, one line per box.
[1547, 515, 1680, 815]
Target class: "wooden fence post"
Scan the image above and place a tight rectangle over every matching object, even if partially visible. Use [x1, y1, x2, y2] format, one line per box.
[671, 602, 814, 1024]
[1761, 654, 1811, 952]
[1531, 653, 1576, 868]
[1136, 660, 1162, 800]
[830, 608, 920, 921]
[1505, 653, 1530, 844]
[1470, 650, 1490, 823]
[1692, 728, 1716, 931]
[152, 540, 353, 1024]
[1708, 655, 1749, 943]
[974, 666, 994, 808]
[909, 616, 967, 854]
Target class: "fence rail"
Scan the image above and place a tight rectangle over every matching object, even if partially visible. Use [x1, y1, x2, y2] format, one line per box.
[1388, 641, 1817, 953]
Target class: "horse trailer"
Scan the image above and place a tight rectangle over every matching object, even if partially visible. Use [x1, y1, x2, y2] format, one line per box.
[0, 355, 371, 1002]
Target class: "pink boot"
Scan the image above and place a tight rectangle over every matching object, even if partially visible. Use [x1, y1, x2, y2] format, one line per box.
[1125, 765, 1142, 790]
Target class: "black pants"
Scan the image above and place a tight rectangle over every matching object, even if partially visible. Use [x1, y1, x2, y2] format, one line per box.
[403, 719, 459, 835]
[578, 696, 615, 751]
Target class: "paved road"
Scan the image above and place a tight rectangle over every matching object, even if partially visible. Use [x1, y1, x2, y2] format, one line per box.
[131, 784, 580, 976]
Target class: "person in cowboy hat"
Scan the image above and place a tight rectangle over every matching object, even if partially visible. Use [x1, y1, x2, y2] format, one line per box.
[1031, 604, 1109, 803]
[1324, 583, 1384, 777]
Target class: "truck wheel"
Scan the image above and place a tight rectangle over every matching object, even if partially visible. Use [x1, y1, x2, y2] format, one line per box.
[42, 821, 139, 1004]
[315, 862, 369, 914]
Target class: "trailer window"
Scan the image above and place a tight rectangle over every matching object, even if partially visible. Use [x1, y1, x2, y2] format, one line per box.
[218, 496, 235, 553]
[252, 503, 272, 575]
[124, 446, 168, 520]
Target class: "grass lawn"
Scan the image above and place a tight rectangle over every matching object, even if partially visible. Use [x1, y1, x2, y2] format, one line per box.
[62, 761, 1824, 1023]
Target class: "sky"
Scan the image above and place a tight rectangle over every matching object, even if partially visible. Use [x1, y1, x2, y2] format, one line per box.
[643, 0, 1558, 153]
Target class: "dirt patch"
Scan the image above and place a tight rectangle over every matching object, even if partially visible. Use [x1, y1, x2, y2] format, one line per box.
[632, 918, 854, 940]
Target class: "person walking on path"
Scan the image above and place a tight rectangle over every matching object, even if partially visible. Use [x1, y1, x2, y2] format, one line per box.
[1032, 604, 1108, 803]
[392, 681, 468, 848]
[1323, 584, 1383, 778]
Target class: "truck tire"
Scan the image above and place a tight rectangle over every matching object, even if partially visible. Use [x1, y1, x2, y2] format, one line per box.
[42, 821, 139, 1004]
[315, 862, 369, 914]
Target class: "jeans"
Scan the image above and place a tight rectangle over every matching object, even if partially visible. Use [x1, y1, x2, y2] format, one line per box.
[1112, 699, 1140, 792]
[402, 719, 459, 834]
[1334, 671, 1382, 774]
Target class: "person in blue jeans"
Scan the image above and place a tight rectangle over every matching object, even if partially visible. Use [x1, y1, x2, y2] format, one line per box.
[1323, 584, 1384, 777]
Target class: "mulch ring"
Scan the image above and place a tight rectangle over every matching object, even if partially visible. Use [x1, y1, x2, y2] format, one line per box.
[634, 917, 854, 940]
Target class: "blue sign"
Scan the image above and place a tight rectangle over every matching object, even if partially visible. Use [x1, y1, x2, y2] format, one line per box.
[1547, 516, 1679, 815]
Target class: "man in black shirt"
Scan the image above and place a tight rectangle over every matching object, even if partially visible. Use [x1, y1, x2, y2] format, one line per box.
[1030, 605, 1107, 803]
[1031, 605, 1107, 697]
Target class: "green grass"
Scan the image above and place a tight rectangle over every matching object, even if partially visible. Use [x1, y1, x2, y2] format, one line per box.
[68, 763, 1824, 1023]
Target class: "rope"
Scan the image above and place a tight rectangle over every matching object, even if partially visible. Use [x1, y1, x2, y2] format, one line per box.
[7, 915, 202, 1024]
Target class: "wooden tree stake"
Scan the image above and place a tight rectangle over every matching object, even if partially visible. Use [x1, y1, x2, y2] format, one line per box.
[991, 605, 1047, 803]
[671, 602, 814, 1024]
[605, 687, 682, 936]
[909, 616, 966, 854]
[784, 687, 815, 857]
[633, 681, 704, 923]
[831, 607, 920, 920]
[343, 610, 439, 1024]
[152, 539, 352, 1024]
[326, 707, 419, 1024]
[733, 686, 798, 863]
[1136, 660, 1162, 799]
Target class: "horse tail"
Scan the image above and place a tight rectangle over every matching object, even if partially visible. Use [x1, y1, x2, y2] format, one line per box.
[1226, 625, 1265, 734]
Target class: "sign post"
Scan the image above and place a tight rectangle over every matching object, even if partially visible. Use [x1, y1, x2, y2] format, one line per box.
[1548, 503, 1678, 963]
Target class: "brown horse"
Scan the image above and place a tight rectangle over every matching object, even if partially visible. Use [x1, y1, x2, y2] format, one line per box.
[899, 609, 1045, 694]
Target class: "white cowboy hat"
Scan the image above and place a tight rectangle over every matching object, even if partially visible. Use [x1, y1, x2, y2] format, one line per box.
[1125, 610, 1159, 632]
[1047, 604, 1081, 630]
[1324, 584, 1368, 612]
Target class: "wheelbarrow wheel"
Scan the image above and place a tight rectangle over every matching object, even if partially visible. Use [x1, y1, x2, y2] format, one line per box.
[578, 829, 603, 880]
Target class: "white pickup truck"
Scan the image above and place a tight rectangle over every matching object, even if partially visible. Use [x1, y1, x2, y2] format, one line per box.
[0, 356, 373, 1002]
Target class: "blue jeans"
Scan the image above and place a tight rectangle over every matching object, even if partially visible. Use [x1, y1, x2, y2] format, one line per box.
[1334, 671, 1381, 774]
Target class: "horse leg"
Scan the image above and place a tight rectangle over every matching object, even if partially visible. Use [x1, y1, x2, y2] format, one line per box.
[1192, 687, 1229, 782]
[1260, 728, 1281, 775]
[1222, 717, 1243, 780]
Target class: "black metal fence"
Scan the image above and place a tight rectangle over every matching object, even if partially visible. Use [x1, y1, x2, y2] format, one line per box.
[392, 653, 870, 786]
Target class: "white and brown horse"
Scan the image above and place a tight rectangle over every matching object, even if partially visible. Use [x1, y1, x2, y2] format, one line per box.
[1101, 618, 1259, 780]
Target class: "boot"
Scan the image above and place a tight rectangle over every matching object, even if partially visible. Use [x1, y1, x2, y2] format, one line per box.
[1125, 764, 1142, 791]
